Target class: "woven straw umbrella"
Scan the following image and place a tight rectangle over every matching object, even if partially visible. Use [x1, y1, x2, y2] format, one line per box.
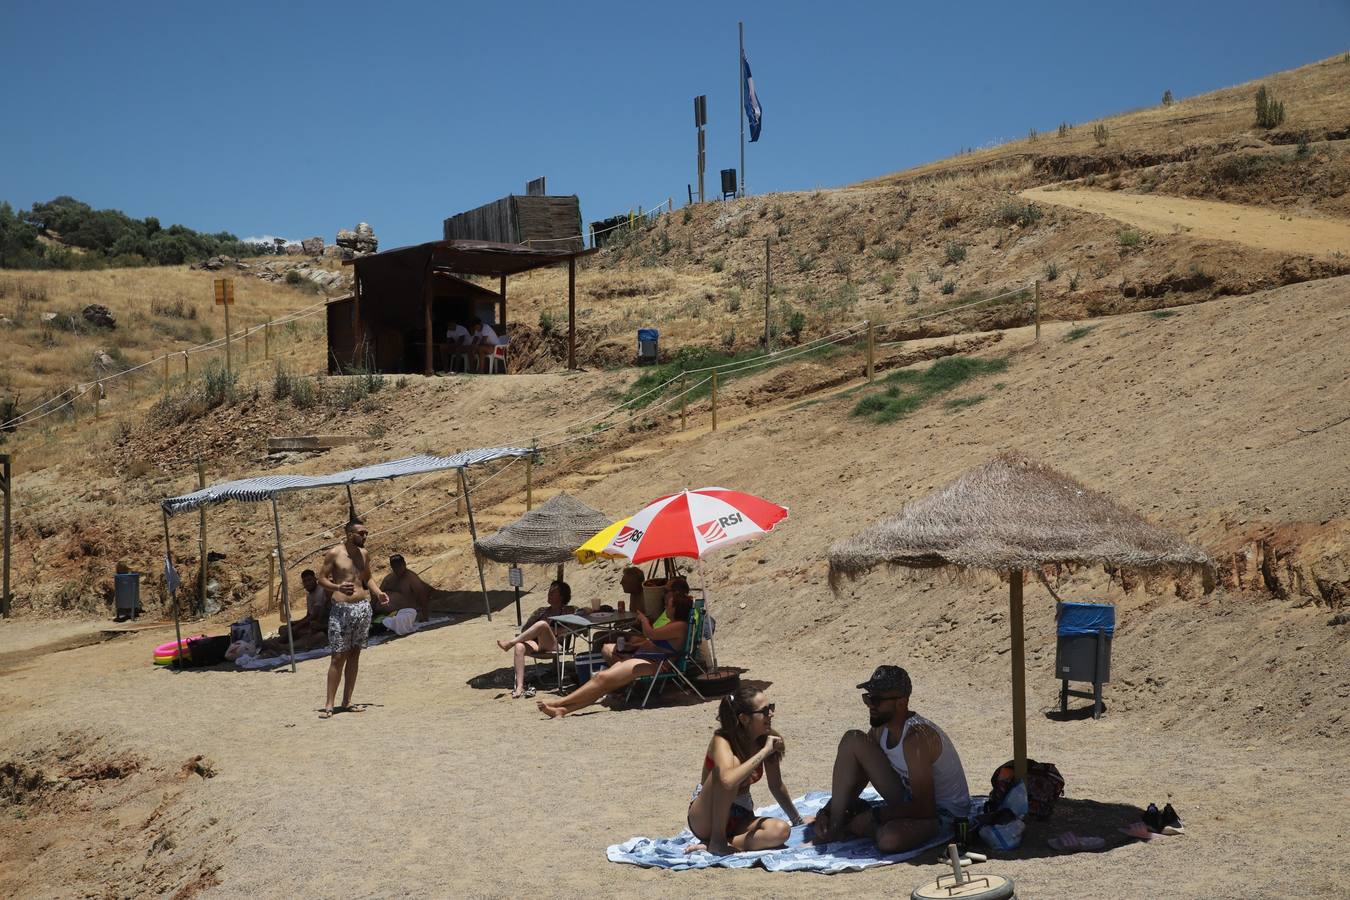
[827, 451, 1211, 782]
[474, 492, 613, 623]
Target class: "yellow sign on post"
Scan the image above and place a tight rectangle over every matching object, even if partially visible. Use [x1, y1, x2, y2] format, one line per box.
[214, 278, 235, 374]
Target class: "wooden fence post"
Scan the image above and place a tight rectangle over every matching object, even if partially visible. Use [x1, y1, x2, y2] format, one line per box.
[162, 355, 169, 398]
[525, 452, 533, 511]
[711, 372, 719, 432]
[183, 351, 190, 379]
[866, 321, 875, 381]
[265, 318, 271, 360]
[1034, 280, 1042, 343]
[680, 378, 688, 432]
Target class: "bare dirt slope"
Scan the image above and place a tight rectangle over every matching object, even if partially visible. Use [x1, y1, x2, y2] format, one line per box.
[3, 276, 1347, 898]
[1023, 185, 1350, 257]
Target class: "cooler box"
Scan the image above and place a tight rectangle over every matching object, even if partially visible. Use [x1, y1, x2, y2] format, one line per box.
[1055, 601, 1114, 683]
[637, 328, 659, 363]
[574, 651, 607, 687]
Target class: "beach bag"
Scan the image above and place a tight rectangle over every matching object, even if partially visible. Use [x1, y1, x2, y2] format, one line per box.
[978, 780, 1028, 851]
[230, 617, 263, 649]
[988, 759, 1065, 821]
[186, 635, 231, 667]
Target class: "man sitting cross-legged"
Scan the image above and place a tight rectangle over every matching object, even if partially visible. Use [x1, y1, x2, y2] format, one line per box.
[379, 554, 432, 622]
[809, 665, 971, 854]
[260, 569, 330, 655]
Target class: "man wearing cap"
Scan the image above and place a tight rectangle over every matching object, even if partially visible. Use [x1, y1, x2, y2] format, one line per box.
[809, 665, 971, 853]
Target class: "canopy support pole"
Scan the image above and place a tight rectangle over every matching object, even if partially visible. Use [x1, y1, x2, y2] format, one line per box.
[698, 557, 716, 670]
[271, 496, 297, 673]
[459, 468, 492, 621]
[1009, 568, 1027, 783]
[162, 509, 183, 670]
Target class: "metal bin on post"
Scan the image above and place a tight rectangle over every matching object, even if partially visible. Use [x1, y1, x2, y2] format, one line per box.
[1055, 601, 1114, 719]
[114, 572, 142, 620]
[637, 328, 659, 365]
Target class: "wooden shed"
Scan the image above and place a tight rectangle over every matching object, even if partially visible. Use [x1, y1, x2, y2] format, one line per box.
[331, 239, 594, 376]
[443, 195, 584, 252]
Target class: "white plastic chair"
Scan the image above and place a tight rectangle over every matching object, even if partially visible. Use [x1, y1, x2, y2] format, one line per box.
[485, 339, 508, 374]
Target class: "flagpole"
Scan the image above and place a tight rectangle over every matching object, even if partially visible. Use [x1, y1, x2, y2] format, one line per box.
[738, 21, 746, 198]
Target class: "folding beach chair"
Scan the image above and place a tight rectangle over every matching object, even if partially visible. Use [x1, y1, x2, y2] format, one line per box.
[625, 601, 705, 709]
[529, 614, 589, 692]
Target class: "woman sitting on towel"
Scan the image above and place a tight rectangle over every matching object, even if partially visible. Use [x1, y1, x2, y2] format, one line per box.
[496, 580, 576, 699]
[535, 586, 692, 719]
[686, 686, 808, 855]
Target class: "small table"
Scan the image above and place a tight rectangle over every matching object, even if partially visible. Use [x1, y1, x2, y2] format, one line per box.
[549, 610, 636, 652]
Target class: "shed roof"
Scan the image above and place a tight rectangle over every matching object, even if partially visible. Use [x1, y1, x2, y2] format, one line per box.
[343, 239, 595, 278]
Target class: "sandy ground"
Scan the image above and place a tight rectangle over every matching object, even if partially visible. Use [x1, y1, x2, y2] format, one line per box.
[3, 278, 1349, 898]
[1022, 186, 1350, 258]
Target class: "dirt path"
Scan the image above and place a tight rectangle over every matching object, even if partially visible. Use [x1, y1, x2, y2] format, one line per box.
[1022, 186, 1350, 257]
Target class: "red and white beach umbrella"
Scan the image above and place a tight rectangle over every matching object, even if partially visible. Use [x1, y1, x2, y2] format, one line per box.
[601, 487, 788, 564]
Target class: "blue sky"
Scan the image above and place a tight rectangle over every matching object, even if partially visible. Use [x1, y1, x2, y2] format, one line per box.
[2, 0, 1345, 249]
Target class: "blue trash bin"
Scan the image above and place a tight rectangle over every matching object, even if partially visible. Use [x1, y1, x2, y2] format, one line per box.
[114, 573, 142, 618]
[1055, 601, 1114, 717]
[637, 328, 659, 363]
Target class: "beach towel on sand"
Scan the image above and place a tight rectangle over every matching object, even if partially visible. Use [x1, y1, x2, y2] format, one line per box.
[607, 789, 986, 873]
[233, 615, 455, 670]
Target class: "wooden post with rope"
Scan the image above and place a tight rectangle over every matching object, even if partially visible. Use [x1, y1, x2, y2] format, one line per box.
[265, 318, 271, 360]
[680, 376, 688, 432]
[162, 355, 169, 399]
[866, 321, 875, 381]
[1034, 280, 1042, 343]
[525, 439, 535, 511]
[183, 351, 189, 380]
[1, 453, 11, 618]
[711, 372, 719, 431]
[196, 458, 207, 616]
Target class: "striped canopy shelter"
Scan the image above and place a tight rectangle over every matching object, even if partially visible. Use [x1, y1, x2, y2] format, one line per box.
[158, 447, 532, 671]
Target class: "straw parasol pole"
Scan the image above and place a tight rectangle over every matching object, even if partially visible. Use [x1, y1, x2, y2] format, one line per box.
[828, 452, 1212, 782]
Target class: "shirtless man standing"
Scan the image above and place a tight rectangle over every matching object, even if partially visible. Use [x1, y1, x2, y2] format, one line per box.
[317, 519, 391, 718]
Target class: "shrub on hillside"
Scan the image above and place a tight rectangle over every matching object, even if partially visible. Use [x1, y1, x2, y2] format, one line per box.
[1093, 123, 1109, 147]
[1162, 89, 1174, 107]
[994, 201, 1042, 228]
[1255, 85, 1285, 129]
[944, 241, 967, 264]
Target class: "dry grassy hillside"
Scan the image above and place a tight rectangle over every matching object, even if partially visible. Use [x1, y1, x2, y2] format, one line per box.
[0, 263, 334, 435]
[499, 60, 1350, 372]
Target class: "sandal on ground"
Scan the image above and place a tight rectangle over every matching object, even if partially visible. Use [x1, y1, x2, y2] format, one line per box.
[1048, 832, 1106, 853]
[524, 686, 537, 698]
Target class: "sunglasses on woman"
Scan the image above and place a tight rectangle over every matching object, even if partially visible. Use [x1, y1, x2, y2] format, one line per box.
[749, 703, 775, 717]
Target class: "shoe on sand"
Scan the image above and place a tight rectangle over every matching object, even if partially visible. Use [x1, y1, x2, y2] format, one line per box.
[1048, 832, 1106, 853]
[1161, 804, 1183, 830]
[1143, 803, 1163, 832]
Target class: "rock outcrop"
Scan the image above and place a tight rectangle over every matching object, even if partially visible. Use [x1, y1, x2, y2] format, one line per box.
[82, 305, 116, 329]
[300, 237, 325, 256]
[336, 222, 378, 255]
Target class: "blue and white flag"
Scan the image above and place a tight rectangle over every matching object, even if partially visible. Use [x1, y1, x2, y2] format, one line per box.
[742, 51, 762, 142]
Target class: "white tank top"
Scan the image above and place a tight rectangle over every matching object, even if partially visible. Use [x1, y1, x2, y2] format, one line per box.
[879, 712, 971, 818]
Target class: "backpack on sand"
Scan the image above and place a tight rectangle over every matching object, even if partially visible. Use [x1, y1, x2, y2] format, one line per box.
[988, 759, 1066, 821]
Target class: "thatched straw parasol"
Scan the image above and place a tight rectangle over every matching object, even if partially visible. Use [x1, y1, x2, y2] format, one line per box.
[475, 492, 614, 624]
[828, 451, 1212, 781]
[474, 492, 612, 566]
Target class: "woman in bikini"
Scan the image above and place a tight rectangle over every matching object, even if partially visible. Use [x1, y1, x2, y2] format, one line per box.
[495, 580, 575, 699]
[686, 686, 809, 855]
[536, 585, 692, 719]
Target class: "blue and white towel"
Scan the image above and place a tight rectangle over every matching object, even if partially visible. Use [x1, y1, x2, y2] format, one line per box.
[607, 789, 986, 874]
[233, 615, 456, 670]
